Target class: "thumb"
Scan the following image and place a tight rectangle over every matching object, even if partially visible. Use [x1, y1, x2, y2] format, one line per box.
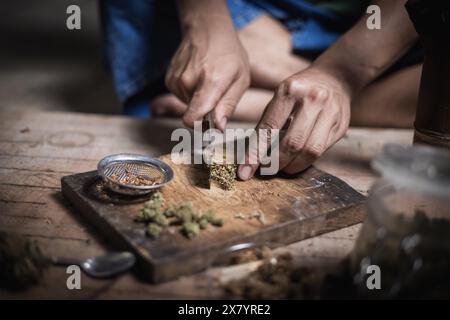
[238, 130, 260, 180]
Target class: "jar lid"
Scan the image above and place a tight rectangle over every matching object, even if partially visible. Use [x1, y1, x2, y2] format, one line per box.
[372, 144, 450, 197]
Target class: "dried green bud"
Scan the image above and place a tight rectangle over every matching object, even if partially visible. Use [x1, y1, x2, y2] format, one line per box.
[137, 192, 166, 222]
[182, 222, 200, 239]
[201, 209, 223, 226]
[153, 214, 169, 227]
[135, 207, 159, 222]
[172, 202, 196, 223]
[192, 211, 202, 222]
[152, 191, 164, 202]
[147, 223, 163, 239]
[198, 218, 209, 230]
[144, 191, 165, 209]
[203, 209, 216, 222]
[138, 193, 224, 240]
[163, 205, 176, 217]
[209, 217, 224, 227]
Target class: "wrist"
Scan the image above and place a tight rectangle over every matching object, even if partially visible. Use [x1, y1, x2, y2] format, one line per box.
[176, 0, 234, 34]
[313, 36, 382, 99]
[312, 59, 370, 99]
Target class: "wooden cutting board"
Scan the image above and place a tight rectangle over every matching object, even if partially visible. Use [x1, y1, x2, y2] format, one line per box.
[61, 154, 365, 283]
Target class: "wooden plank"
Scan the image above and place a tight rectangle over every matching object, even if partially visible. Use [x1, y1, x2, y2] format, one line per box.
[0, 110, 414, 298]
[0, 168, 62, 189]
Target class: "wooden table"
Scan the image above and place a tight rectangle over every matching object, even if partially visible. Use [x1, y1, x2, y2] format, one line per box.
[0, 110, 413, 299]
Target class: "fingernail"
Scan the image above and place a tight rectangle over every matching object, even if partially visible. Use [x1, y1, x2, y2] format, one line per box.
[239, 165, 253, 180]
[219, 117, 227, 130]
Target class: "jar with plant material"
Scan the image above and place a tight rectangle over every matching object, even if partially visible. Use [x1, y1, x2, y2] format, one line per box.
[349, 144, 450, 299]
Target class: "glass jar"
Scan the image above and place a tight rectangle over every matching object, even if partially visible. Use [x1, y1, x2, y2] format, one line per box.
[349, 144, 450, 299]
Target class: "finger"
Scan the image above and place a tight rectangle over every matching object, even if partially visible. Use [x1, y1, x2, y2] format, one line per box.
[258, 87, 297, 132]
[166, 65, 186, 103]
[326, 109, 349, 146]
[278, 101, 322, 170]
[165, 46, 191, 103]
[211, 76, 249, 131]
[175, 59, 197, 103]
[178, 69, 196, 102]
[151, 94, 188, 117]
[277, 81, 333, 171]
[183, 72, 234, 128]
[283, 112, 336, 174]
[237, 92, 296, 180]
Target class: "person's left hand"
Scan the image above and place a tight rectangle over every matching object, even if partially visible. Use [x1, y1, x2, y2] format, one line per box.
[238, 66, 352, 180]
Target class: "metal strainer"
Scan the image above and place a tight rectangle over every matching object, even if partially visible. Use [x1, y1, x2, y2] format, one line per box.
[97, 154, 174, 196]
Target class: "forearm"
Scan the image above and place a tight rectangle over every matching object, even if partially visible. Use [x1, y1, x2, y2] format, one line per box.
[176, 0, 234, 34]
[314, 0, 418, 97]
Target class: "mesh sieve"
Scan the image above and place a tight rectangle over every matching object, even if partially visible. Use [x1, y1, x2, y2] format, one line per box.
[97, 154, 174, 196]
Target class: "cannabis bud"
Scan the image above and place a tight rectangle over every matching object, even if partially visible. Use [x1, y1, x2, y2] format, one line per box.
[135, 192, 224, 240]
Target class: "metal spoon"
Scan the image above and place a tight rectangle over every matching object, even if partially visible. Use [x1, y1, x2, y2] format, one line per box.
[51, 252, 136, 278]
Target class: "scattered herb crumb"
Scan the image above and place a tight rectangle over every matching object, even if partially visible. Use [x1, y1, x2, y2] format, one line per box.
[251, 209, 267, 225]
[234, 212, 247, 220]
[234, 209, 267, 225]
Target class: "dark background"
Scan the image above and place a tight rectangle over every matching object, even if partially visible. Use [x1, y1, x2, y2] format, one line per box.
[0, 0, 121, 114]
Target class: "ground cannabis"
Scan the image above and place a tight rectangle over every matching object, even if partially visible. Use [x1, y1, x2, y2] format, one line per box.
[135, 192, 224, 239]
[110, 168, 163, 186]
[0, 232, 49, 291]
[209, 162, 237, 190]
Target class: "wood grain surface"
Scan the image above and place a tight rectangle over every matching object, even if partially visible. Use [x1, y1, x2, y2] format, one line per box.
[0, 110, 413, 298]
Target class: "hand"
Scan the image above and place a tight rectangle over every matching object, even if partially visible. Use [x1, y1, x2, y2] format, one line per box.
[238, 66, 351, 180]
[165, 17, 250, 131]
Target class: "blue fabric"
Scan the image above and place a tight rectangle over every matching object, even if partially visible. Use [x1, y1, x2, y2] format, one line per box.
[101, 0, 355, 117]
[227, 0, 344, 52]
[101, 0, 181, 117]
[100, 0, 422, 118]
[123, 94, 152, 117]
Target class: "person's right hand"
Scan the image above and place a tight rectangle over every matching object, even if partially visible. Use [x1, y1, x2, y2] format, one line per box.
[165, 14, 250, 131]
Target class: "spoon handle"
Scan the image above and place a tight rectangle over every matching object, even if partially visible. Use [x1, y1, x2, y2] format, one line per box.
[51, 256, 83, 267]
